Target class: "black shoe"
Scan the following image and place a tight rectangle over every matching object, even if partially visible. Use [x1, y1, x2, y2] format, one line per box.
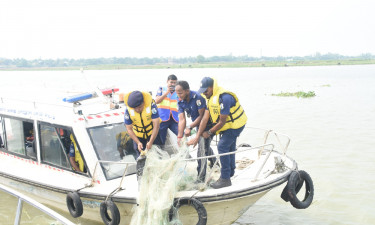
[210, 178, 231, 189]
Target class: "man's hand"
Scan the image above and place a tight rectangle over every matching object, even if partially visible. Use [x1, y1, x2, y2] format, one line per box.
[137, 142, 143, 151]
[184, 127, 191, 137]
[187, 137, 199, 147]
[202, 131, 210, 139]
[146, 141, 153, 150]
[168, 85, 175, 93]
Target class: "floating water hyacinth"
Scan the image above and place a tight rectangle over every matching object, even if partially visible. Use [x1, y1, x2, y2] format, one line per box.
[271, 91, 316, 98]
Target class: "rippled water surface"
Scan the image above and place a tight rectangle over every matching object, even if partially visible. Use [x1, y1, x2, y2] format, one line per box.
[1, 65, 374, 224]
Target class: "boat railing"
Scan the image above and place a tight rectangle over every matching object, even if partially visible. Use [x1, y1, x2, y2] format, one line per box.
[185, 127, 291, 182]
[184, 142, 276, 182]
[183, 143, 274, 161]
[89, 127, 290, 190]
[243, 126, 291, 155]
[89, 160, 136, 199]
[0, 184, 75, 225]
[207, 126, 290, 155]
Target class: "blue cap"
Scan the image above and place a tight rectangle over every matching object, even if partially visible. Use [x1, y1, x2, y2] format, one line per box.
[198, 77, 214, 94]
[127, 91, 144, 108]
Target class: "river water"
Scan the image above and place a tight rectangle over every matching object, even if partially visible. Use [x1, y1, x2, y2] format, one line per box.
[1, 65, 374, 224]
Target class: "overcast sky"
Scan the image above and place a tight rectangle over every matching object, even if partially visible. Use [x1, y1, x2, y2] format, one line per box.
[0, 0, 374, 59]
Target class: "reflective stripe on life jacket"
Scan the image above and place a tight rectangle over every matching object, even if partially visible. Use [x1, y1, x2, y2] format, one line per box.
[207, 78, 247, 134]
[157, 87, 179, 122]
[124, 92, 155, 139]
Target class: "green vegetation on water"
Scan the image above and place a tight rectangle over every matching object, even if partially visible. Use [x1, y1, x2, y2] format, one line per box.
[272, 91, 316, 98]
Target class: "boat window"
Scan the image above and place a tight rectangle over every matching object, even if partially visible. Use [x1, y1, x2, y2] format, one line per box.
[1, 117, 35, 158]
[40, 124, 70, 168]
[0, 117, 5, 149]
[39, 124, 87, 174]
[88, 123, 137, 180]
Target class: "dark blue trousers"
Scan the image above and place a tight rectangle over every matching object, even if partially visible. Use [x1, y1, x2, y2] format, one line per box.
[159, 118, 178, 144]
[217, 125, 245, 179]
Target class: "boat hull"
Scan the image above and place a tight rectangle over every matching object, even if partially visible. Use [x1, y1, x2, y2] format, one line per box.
[175, 191, 269, 225]
[0, 174, 278, 225]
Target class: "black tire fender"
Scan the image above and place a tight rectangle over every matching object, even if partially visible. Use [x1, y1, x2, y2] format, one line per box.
[100, 200, 121, 225]
[66, 191, 83, 218]
[169, 197, 207, 225]
[281, 170, 314, 209]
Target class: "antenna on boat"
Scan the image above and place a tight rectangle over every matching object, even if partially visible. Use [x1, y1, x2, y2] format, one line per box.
[81, 73, 106, 101]
[62, 71, 120, 108]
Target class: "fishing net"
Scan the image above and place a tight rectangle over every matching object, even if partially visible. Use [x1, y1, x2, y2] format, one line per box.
[130, 143, 198, 225]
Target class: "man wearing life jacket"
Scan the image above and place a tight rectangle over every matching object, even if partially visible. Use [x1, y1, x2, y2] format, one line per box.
[116, 131, 136, 158]
[176, 80, 216, 182]
[188, 77, 247, 189]
[69, 134, 85, 173]
[124, 91, 162, 153]
[155, 74, 179, 144]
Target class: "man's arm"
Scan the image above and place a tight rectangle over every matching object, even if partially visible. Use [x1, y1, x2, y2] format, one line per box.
[178, 112, 186, 138]
[155, 91, 168, 104]
[190, 107, 205, 129]
[187, 109, 210, 147]
[155, 86, 170, 104]
[70, 157, 81, 172]
[126, 124, 143, 151]
[203, 114, 227, 138]
[202, 94, 233, 137]
[146, 118, 160, 149]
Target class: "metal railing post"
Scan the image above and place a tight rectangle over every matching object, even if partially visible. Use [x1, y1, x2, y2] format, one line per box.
[14, 198, 23, 225]
[1, 184, 75, 225]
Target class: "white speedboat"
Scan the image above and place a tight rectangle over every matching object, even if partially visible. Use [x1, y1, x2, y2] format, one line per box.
[0, 89, 314, 225]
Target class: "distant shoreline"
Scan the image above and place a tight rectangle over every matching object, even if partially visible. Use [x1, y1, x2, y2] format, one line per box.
[1, 59, 375, 71]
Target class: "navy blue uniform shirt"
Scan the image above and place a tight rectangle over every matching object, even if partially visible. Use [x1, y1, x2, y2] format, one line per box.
[178, 90, 206, 122]
[69, 143, 75, 157]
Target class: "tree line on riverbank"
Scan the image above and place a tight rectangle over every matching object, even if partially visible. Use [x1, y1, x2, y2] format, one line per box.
[0, 52, 374, 69]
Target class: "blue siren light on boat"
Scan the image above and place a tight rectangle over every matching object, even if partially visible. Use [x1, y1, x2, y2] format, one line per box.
[63, 93, 93, 103]
[62, 88, 119, 103]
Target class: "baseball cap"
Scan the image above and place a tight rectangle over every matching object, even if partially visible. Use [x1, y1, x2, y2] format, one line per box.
[127, 91, 144, 108]
[197, 77, 214, 94]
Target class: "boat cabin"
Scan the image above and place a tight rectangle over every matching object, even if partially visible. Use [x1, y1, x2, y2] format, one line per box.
[0, 91, 137, 184]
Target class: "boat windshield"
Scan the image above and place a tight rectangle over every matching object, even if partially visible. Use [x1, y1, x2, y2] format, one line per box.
[87, 123, 137, 180]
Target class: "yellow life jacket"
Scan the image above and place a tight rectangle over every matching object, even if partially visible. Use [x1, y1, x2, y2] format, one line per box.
[70, 134, 85, 172]
[116, 131, 131, 148]
[207, 78, 247, 134]
[124, 92, 156, 139]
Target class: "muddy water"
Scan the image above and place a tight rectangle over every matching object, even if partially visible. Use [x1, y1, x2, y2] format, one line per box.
[1, 65, 374, 224]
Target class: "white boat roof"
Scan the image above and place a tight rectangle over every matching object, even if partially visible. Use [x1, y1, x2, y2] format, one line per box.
[0, 94, 126, 128]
